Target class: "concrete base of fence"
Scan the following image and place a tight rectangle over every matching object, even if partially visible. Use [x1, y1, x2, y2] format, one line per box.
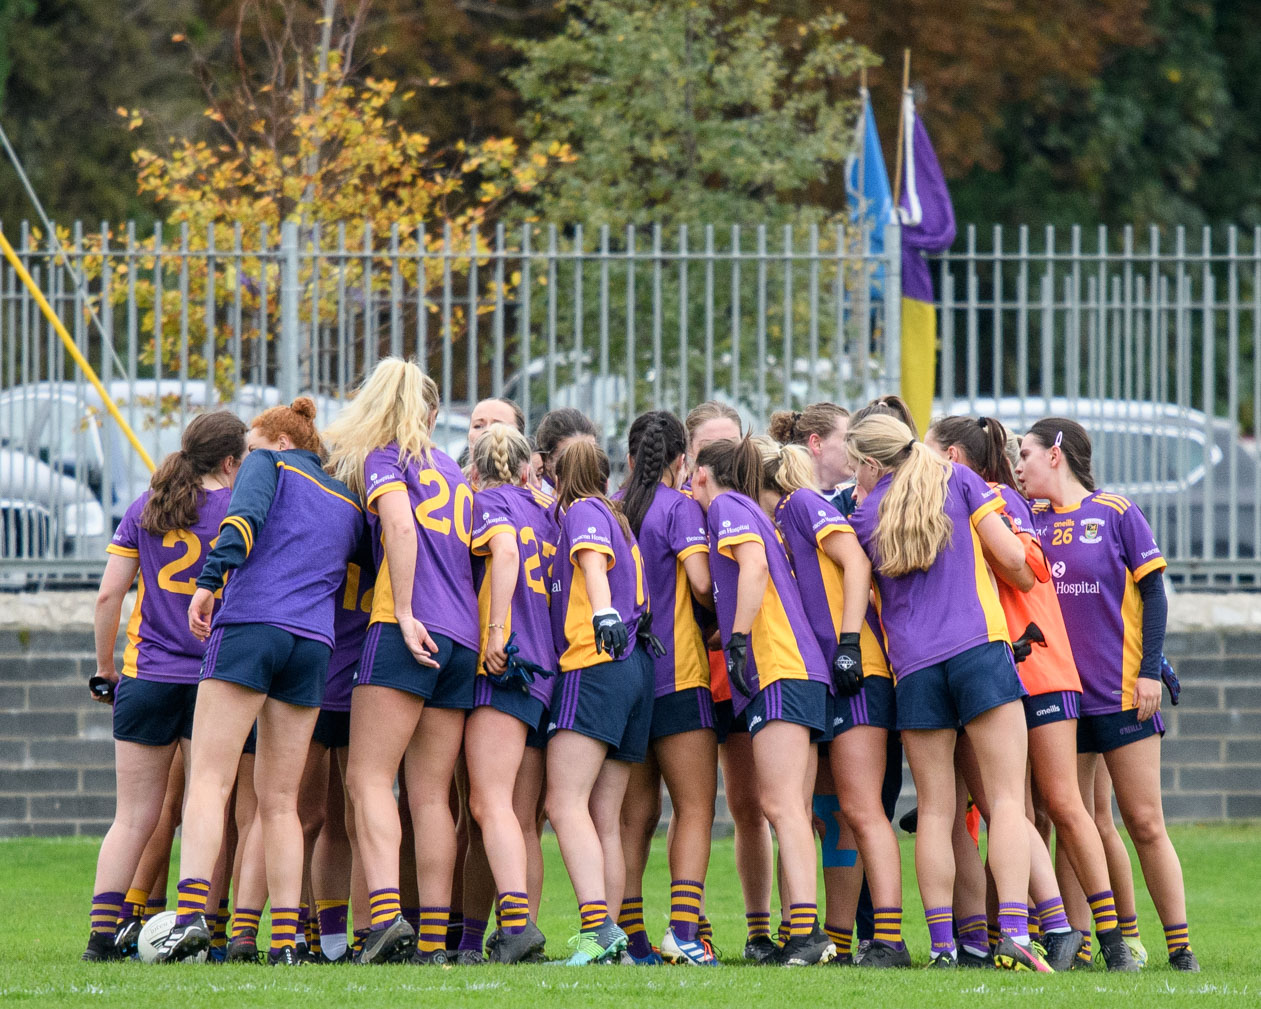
[1, 591, 1259, 836]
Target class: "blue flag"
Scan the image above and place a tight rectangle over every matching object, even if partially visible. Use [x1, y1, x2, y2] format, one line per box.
[846, 89, 893, 260]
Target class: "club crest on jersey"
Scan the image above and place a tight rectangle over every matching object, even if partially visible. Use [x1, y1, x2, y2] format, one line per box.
[1051, 561, 1067, 579]
[1080, 519, 1105, 544]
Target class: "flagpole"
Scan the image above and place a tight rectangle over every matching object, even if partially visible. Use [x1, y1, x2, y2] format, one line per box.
[892, 48, 911, 208]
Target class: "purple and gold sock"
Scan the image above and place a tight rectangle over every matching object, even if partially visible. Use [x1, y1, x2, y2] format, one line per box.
[957, 913, 989, 955]
[997, 902, 1030, 943]
[316, 900, 348, 957]
[823, 922, 853, 956]
[173, 878, 210, 927]
[269, 906, 300, 952]
[123, 887, 148, 920]
[368, 888, 402, 931]
[669, 880, 704, 942]
[746, 910, 771, 943]
[1164, 922, 1190, 954]
[144, 897, 166, 923]
[579, 899, 608, 932]
[89, 890, 125, 935]
[300, 903, 312, 946]
[1027, 904, 1042, 941]
[872, 907, 906, 950]
[777, 919, 790, 945]
[987, 923, 1001, 951]
[788, 903, 816, 938]
[352, 927, 370, 956]
[925, 906, 955, 956]
[416, 907, 450, 953]
[231, 907, 262, 939]
[446, 912, 464, 950]
[698, 915, 714, 944]
[618, 895, 651, 957]
[459, 916, 489, 951]
[498, 892, 529, 937]
[1119, 914, 1140, 939]
[1088, 890, 1119, 934]
[211, 899, 230, 949]
[1035, 897, 1072, 934]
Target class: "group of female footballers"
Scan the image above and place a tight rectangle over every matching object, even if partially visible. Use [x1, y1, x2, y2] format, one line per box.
[79, 357, 1199, 973]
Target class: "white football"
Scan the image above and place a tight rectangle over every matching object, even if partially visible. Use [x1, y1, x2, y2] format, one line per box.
[137, 910, 208, 963]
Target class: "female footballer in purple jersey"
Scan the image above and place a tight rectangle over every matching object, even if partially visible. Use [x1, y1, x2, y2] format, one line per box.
[324, 358, 479, 966]
[463, 423, 556, 963]
[755, 435, 910, 967]
[81, 411, 246, 963]
[1017, 418, 1198, 972]
[161, 399, 361, 966]
[691, 437, 837, 966]
[617, 411, 718, 967]
[845, 413, 1050, 972]
[545, 439, 654, 965]
[928, 416, 1137, 972]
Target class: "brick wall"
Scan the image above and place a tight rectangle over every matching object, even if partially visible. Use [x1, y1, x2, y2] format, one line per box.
[1, 626, 1258, 837]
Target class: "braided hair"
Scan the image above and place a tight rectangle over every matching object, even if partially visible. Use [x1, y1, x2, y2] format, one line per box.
[621, 411, 687, 536]
[471, 422, 532, 489]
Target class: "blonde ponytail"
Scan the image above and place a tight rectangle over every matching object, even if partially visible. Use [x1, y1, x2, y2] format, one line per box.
[472, 422, 532, 489]
[756, 436, 817, 494]
[847, 414, 953, 576]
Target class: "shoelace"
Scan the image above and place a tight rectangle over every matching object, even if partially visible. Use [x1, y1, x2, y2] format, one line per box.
[566, 931, 607, 962]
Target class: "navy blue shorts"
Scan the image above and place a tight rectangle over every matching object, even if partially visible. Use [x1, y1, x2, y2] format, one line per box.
[473, 674, 547, 733]
[242, 722, 257, 756]
[200, 623, 330, 708]
[312, 709, 351, 749]
[895, 641, 1024, 731]
[650, 686, 717, 741]
[829, 674, 896, 738]
[525, 706, 549, 751]
[112, 677, 197, 746]
[713, 699, 739, 744]
[1024, 690, 1081, 730]
[547, 647, 654, 763]
[1077, 708, 1165, 754]
[745, 678, 829, 740]
[355, 623, 476, 710]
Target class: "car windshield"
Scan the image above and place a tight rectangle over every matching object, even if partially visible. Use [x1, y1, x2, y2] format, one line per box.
[1093, 427, 1206, 489]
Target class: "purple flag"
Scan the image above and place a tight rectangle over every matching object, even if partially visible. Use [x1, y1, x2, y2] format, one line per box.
[899, 107, 956, 303]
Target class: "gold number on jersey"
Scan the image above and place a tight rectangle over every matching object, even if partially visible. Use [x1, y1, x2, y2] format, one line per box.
[519, 527, 550, 598]
[342, 561, 374, 613]
[1052, 528, 1074, 545]
[414, 469, 474, 547]
[157, 530, 202, 596]
[631, 542, 647, 607]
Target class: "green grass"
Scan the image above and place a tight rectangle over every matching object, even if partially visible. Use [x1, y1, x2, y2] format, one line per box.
[1, 824, 1257, 1007]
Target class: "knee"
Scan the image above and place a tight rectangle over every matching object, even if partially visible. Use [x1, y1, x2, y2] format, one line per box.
[1124, 808, 1166, 847]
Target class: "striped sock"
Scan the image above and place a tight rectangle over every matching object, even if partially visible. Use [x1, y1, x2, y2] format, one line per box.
[997, 901, 1030, 942]
[746, 910, 771, 942]
[174, 878, 210, 927]
[777, 919, 790, 945]
[579, 899, 608, 931]
[402, 906, 420, 932]
[499, 891, 529, 936]
[1087, 890, 1119, 934]
[1027, 904, 1042, 941]
[459, 916, 489, 951]
[788, 903, 816, 939]
[1164, 922, 1190, 954]
[144, 897, 166, 922]
[270, 906, 300, 952]
[352, 928, 370, 956]
[669, 880, 704, 942]
[618, 897, 652, 958]
[417, 907, 449, 953]
[300, 903, 312, 946]
[957, 914, 989, 956]
[823, 922, 853, 956]
[447, 912, 464, 951]
[368, 888, 402, 930]
[698, 915, 714, 943]
[89, 890, 125, 935]
[211, 899, 230, 949]
[1079, 930, 1093, 961]
[872, 906, 906, 950]
[317, 901, 348, 959]
[231, 907, 262, 939]
[1119, 914, 1140, 939]
[1035, 897, 1072, 934]
[987, 924, 1002, 951]
[123, 887, 148, 920]
[925, 906, 955, 955]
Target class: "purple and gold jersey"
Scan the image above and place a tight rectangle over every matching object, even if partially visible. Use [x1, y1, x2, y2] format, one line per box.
[471, 483, 559, 706]
[364, 444, 479, 651]
[706, 491, 829, 711]
[325, 536, 376, 712]
[773, 489, 889, 680]
[1031, 491, 1167, 715]
[849, 463, 1008, 680]
[550, 498, 647, 672]
[636, 486, 710, 697]
[196, 449, 363, 648]
[107, 487, 232, 682]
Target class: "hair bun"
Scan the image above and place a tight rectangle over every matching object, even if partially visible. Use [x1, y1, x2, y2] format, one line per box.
[291, 396, 317, 420]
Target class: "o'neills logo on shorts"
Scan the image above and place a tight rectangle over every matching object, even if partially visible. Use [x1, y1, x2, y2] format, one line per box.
[748, 714, 763, 728]
[1056, 581, 1102, 596]
[1120, 723, 1142, 735]
[1035, 704, 1061, 717]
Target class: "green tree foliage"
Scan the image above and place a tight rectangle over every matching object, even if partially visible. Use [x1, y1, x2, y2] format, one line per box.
[509, 0, 871, 228]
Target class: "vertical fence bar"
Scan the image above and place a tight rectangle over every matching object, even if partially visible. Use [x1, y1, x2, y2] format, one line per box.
[279, 220, 300, 402]
[730, 225, 740, 409]
[598, 224, 609, 428]
[390, 224, 403, 360]
[756, 226, 767, 418]
[519, 225, 533, 429]
[781, 224, 793, 409]
[991, 225, 1003, 400]
[652, 224, 663, 408]
[1200, 226, 1216, 564]
[1226, 226, 1240, 560]
[624, 225, 635, 422]
[468, 223, 481, 406]
[678, 225, 689, 413]
[493, 223, 506, 397]
[704, 224, 714, 403]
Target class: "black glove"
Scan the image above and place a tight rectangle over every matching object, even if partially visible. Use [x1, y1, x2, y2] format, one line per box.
[725, 631, 751, 697]
[1160, 654, 1181, 705]
[1011, 622, 1046, 664]
[636, 611, 668, 658]
[831, 632, 863, 697]
[592, 608, 629, 659]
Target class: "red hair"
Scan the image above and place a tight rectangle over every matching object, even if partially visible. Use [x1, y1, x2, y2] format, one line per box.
[251, 396, 322, 453]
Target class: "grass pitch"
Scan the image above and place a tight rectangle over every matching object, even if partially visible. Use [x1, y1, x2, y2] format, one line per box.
[1, 823, 1256, 1007]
